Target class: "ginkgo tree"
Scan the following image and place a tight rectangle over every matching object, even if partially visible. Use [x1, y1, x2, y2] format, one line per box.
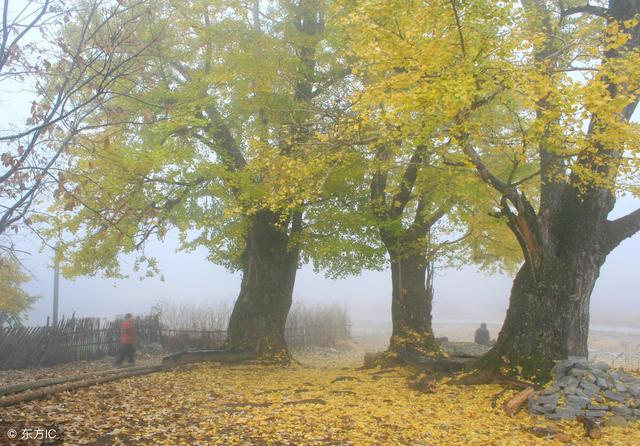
[338, 0, 521, 357]
[468, 0, 640, 381]
[364, 138, 520, 357]
[335, 123, 521, 357]
[49, 0, 380, 361]
[345, 0, 640, 381]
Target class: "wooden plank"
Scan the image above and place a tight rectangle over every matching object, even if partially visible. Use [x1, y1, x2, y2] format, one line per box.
[504, 386, 534, 416]
[0, 366, 162, 407]
[0, 365, 158, 397]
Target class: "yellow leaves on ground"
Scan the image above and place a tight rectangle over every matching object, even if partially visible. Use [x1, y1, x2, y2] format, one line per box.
[6, 356, 639, 445]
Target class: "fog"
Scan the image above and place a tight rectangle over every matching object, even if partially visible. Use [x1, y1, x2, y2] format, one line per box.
[19, 194, 640, 332]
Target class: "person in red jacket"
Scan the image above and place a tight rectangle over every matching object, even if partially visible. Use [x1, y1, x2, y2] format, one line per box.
[115, 313, 135, 366]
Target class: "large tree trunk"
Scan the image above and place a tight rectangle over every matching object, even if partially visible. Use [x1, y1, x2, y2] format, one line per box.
[483, 256, 601, 382]
[225, 210, 300, 362]
[482, 189, 610, 382]
[387, 247, 438, 353]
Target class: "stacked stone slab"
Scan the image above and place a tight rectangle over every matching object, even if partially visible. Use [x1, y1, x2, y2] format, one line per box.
[528, 357, 640, 422]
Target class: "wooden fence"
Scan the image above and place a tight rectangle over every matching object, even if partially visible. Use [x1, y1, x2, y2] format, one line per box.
[0, 316, 350, 370]
[0, 315, 162, 370]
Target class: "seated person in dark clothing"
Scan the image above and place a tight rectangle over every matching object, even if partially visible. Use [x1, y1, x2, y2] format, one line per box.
[474, 322, 491, 346]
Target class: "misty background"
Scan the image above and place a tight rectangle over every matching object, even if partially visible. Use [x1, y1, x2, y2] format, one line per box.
[17, 195, 640, 335]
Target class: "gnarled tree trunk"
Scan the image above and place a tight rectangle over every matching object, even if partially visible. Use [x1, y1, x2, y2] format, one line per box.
[224, 1, 321, 363]
[387, 248, 437, 352]
[477, 0, 640, 382]
[482, 188, 612, 382]
[483, 256, 601, 382]
[225, 210, 300, 362]
[369, 140, 447, 356]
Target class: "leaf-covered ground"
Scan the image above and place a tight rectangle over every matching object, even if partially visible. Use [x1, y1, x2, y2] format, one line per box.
[4, 352, 639, 445]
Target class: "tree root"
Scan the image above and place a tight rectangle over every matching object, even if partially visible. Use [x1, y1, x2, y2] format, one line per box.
[396, 346, 468, 374]
[161, 349, 257, 369]
[361, 344, 475, 375]
[407, 373, 438, 394]
[448, 369, 536, 389]
[359, 351, 404, 370]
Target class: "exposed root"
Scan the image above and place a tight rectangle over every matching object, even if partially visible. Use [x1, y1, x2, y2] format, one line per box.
[490, 388, 511, 409]
[396, 346, 467, 374]
[359, 350, 404, 370]
[161, 350, 259, 369]
[448, 369, 535, 389]
[407, 372, 438, 394]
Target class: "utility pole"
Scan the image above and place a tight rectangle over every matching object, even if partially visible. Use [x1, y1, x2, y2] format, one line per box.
[52, 243, 60, 326]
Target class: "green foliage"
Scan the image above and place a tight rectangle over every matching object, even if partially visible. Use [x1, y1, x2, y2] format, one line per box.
[338, 0, 640, 203]
[334, 0, 640, 278]
[50, 0, 634, 285]
[48, 0, 383, 278]
[332, 0, 523, 274]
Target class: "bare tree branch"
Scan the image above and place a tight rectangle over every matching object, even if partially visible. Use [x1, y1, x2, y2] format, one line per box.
[561, 3, 609, 18]
[606, 207, 640, 253]
[0, 0, 154, 249]
[390, 144, 427, 218]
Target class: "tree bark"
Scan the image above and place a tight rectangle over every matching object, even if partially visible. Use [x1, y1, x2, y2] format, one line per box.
[482, 189, 609, 382]
[483, 260, 596, 382]
[225, 210, 300, 361]
[218, 1, 321, 362]
[386, 246, 438, 353]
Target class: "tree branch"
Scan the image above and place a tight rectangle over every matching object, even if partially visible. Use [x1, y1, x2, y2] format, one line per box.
[370, 145, 389, 218]
[390, 144, 427, 218]
[202, 105, 247, 170]
[411, 202, 447, 238]
[449, 0, 466, 57]
[606, 207, 640, 253]
[0, 0, 50, 73]
[461, 141, 543, 274]
[561, 4, 608, 18]
[462, 143, 512, 198]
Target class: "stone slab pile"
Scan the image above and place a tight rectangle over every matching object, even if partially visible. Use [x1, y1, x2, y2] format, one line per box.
[528, 357, 640, 423]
